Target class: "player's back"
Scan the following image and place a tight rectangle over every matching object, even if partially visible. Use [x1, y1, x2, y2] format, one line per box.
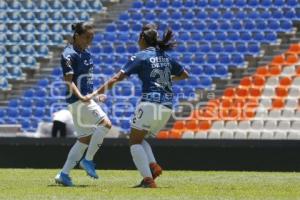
[122, 47, 184, 108]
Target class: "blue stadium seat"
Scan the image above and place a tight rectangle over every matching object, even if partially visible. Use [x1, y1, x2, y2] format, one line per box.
[0, 1, 8, 10]
[209, 0, 221, 7]
[203, 65, 215, 76]
[0, 12, 7, 21]
[0, 67, 9, 77]
[7, 108, 19, 119]
[248, 0, 259, 7]
[8, 99, 19, 108]
[89, 0, 102, 11]
[171, 0, 183, 8]
[33, 108, 45, 118]
[103, 32, 116, 41]
[231, 54, 244, 66]
[0, 24, 6, 33]
[64, 1, 77, 10]
[183, 12, 195, 20]
[223, 0, 234, 7]
[219, 54, 231, 65]
[0, 34, 7, 43]
[261, 0, 272, 7]
[132, 1, 143, 9]
[115, 44, 126, 54]
[206, 54, 218, 64]
[287, 0, 298, 7]
[181, 54, 193, 64]
[20, 108, 32, 118]
[145, 0, 156, 9]
[199, 77, 213, 89]
[35, 88, 47, 98]
[8, 1, 23, 11]
[273, 0, 285, 6]
[281, 20, 293, 31]
[37, 79, 49, 88]
[9, 34, 21, 44]
[215, 65, 229, 78]
[190, 65, 203, 76]
[119, 12, 129, 21]
[194, 53, 205, 64]
[21, 99, 32, 108]
[235, 0, 247, 7]
[50, 0, 63, 10]
[211, 43, 223, 53]
[224, 43, 235, 53]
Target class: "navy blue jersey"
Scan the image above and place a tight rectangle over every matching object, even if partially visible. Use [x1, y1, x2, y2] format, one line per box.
[61, 44, 94, 104]
[121, 47, 184, 108]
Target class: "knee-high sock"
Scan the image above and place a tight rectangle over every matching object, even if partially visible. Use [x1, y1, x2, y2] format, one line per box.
[62, 141, 88, 174]
[141, 140, 156, 164]
[85, 126, 109, 161]
[130, 144, 152, 178]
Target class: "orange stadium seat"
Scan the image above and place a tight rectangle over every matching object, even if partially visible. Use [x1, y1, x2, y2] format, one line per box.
[185, 120, 198, 131]
[223, 88, 235, 99]
[198, 120, 211, 131]
[287, 44, 300, 54]
[268, 65, 281, 76]
[168, 130, 182, 139]
[272, 55, 285, 65]
[156, 131, 169, 139]
[285, 54, 299, 65]
[279, 77, 292, 86]
[236, 88, 249, 99]
[256, 66, 268, 76]
[272, 98, 285, 109]
[173, 121, 185, 130]
[296, 66, 300, 76]
[249, 88, 262, 99]
[240, 76, 252, 88]
[275, 87, 288, 97]
[252, 75, 265, 88]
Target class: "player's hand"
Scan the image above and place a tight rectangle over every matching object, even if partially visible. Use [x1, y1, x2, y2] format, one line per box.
[81, 93, 94, 103]
[94, 94, 107, 103]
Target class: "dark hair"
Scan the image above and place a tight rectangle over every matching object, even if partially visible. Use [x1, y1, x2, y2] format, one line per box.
[140, 23, 176, 51]
[71, 22, 94, 41]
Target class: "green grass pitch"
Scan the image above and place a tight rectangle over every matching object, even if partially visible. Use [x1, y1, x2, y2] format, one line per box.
[1, 169, 300, 200]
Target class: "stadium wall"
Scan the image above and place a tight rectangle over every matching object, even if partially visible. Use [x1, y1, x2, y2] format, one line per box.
[1, 138, 300, 171]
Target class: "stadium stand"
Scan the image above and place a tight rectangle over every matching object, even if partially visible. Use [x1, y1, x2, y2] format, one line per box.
[0, 0, 299, 138]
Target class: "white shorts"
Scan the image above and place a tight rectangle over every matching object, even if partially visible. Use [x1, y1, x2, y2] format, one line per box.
[68, 100, 107, 138]
[131, 102, 172, 137]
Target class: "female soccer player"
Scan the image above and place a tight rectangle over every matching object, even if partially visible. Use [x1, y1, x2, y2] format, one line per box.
[55, 22, 112, 186]
[95, 24, 189, 188]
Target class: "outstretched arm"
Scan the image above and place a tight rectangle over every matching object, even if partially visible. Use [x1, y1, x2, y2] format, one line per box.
[96, 71, 127, 94]
[172, 70, 189, 81]
[64, 74, 92, 102]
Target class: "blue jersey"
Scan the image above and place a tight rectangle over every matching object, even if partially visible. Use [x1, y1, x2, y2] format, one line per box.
[61, 44, 94, 104]
[121, 47, 184, 108]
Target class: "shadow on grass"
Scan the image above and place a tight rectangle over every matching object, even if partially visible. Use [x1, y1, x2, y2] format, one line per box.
[47, 184, 91, 188]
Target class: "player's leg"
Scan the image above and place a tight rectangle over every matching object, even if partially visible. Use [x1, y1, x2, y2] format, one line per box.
[55, 102, 91, 186]
[146, 104, 172, 179]
[79, 100, 111, 178]
[51, 120, 60, 137]
[130, 102, 157, 188]
[130, 128, 157, 188]
[55, 135, 90, 186]
[141, 140, 162, 179]
[80, 117, 111, 178]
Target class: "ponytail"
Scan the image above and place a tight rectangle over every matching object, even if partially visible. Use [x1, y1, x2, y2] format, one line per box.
[157, 29, 176, 51]
[140, 23, 177, 51]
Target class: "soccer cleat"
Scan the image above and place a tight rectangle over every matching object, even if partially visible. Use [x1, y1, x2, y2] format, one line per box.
[80, 158, 99, 179]
[55, 172, 73, 187]
[134, 177, 157, 188]
[150, 163, 162, 180]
